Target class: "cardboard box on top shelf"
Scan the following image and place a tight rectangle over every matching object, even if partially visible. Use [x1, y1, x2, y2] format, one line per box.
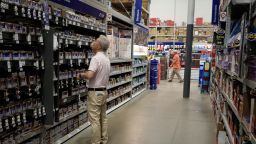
[119, 30, 132, 59]
[107, 26, 119, 58]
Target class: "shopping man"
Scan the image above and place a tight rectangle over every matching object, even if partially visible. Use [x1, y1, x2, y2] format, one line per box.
[79, 35, 110, 144]
[168, 50, 184, 83]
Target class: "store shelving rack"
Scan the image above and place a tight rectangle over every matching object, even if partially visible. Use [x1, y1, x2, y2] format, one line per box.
[132, 56, 148, 98]
[0, 1, 49, 143]
[0, 0, 150, 143]
[107, 59, 133, 114]
[210, 1, 256, 144]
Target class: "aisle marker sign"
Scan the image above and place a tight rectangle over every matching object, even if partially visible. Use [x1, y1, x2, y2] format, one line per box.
[134, 0, 142, 24]
[211, 0, 220, 25]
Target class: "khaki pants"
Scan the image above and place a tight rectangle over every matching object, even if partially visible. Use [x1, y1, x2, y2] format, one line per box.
[169, 68, 182, 81]
[88, 91, 108, 144]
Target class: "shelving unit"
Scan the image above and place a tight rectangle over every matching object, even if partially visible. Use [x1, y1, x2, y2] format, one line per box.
[55, 121, 91, 144]
[0, 0, 150, 143]
[106, 98, 131, 114]
[132, 57, 148, 98]
[210, 1, 256, 144]
[107, 60, 133, 111]
[0, 1, 47, 143]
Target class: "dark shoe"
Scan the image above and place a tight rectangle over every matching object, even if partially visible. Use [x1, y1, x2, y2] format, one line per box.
[168, 79, 173, 82]
[179, 80, 184, 83]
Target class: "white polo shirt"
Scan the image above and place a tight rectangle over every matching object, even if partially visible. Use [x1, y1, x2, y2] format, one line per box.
[88, 52, 110, 88]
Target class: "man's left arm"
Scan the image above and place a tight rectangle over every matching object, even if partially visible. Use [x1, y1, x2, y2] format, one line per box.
[79, 57, 98, 80]
[80, 71, 95, 80]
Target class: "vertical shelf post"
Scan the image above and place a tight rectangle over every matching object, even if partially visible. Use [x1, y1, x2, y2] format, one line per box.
[42, 29, 55, 125]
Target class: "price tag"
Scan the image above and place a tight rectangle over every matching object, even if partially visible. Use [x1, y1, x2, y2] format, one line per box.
[73, 21, 76, 25]
[70, 40, 73, 44]
[55, 17, 59, 24]
[27, 34, 31, 42]
[41, 60, 45, 68]
[38, 11, 41, 20]
[33, 9, 37, 19]
[14, 6, 18, 16]
[19, 61, 24, 71]
[5, 119, 9, 130]
[23, 113, 27, 123]
[69, 20, 72, 25]
[27, 8, 31, 18]
[97, 28, 99, 31]
[38, 108, 42, 117]
[91, 26, 93, 30]
[34, 61, 39, 68]
[22, 7, 25, 17]
[59, 38, 63, 44]
[11, 117, 16, 127]
[65, 39, 68, 45]
[42, 107, 46, 116]
[17, 115, 21, 125]
[14, 33, 19, 40]
[34, 109, 38, 119]
[78, 59, 82, 66]
[77, 22, 81, 27]
[39, 35, 43, 43]
[78, 41, 82, 47]
[7, 61, 11, 71]
[49, 14, 52, 20]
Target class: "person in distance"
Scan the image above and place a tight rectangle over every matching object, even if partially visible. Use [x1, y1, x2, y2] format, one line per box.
[168, 50, 184, 83]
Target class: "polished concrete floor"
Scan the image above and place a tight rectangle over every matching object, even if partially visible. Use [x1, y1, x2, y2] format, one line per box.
[65, 80, 216, 144]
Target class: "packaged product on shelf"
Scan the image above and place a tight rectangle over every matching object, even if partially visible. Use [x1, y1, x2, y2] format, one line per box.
[107, 26, 119, 58]
[119, 30, 132, 59]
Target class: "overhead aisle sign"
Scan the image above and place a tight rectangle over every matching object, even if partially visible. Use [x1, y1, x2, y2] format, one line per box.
[134, 0, 142, 24]
[211, 0, 220, 25]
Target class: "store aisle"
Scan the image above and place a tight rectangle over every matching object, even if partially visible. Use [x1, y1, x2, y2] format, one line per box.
[64, 80, 216, 144]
